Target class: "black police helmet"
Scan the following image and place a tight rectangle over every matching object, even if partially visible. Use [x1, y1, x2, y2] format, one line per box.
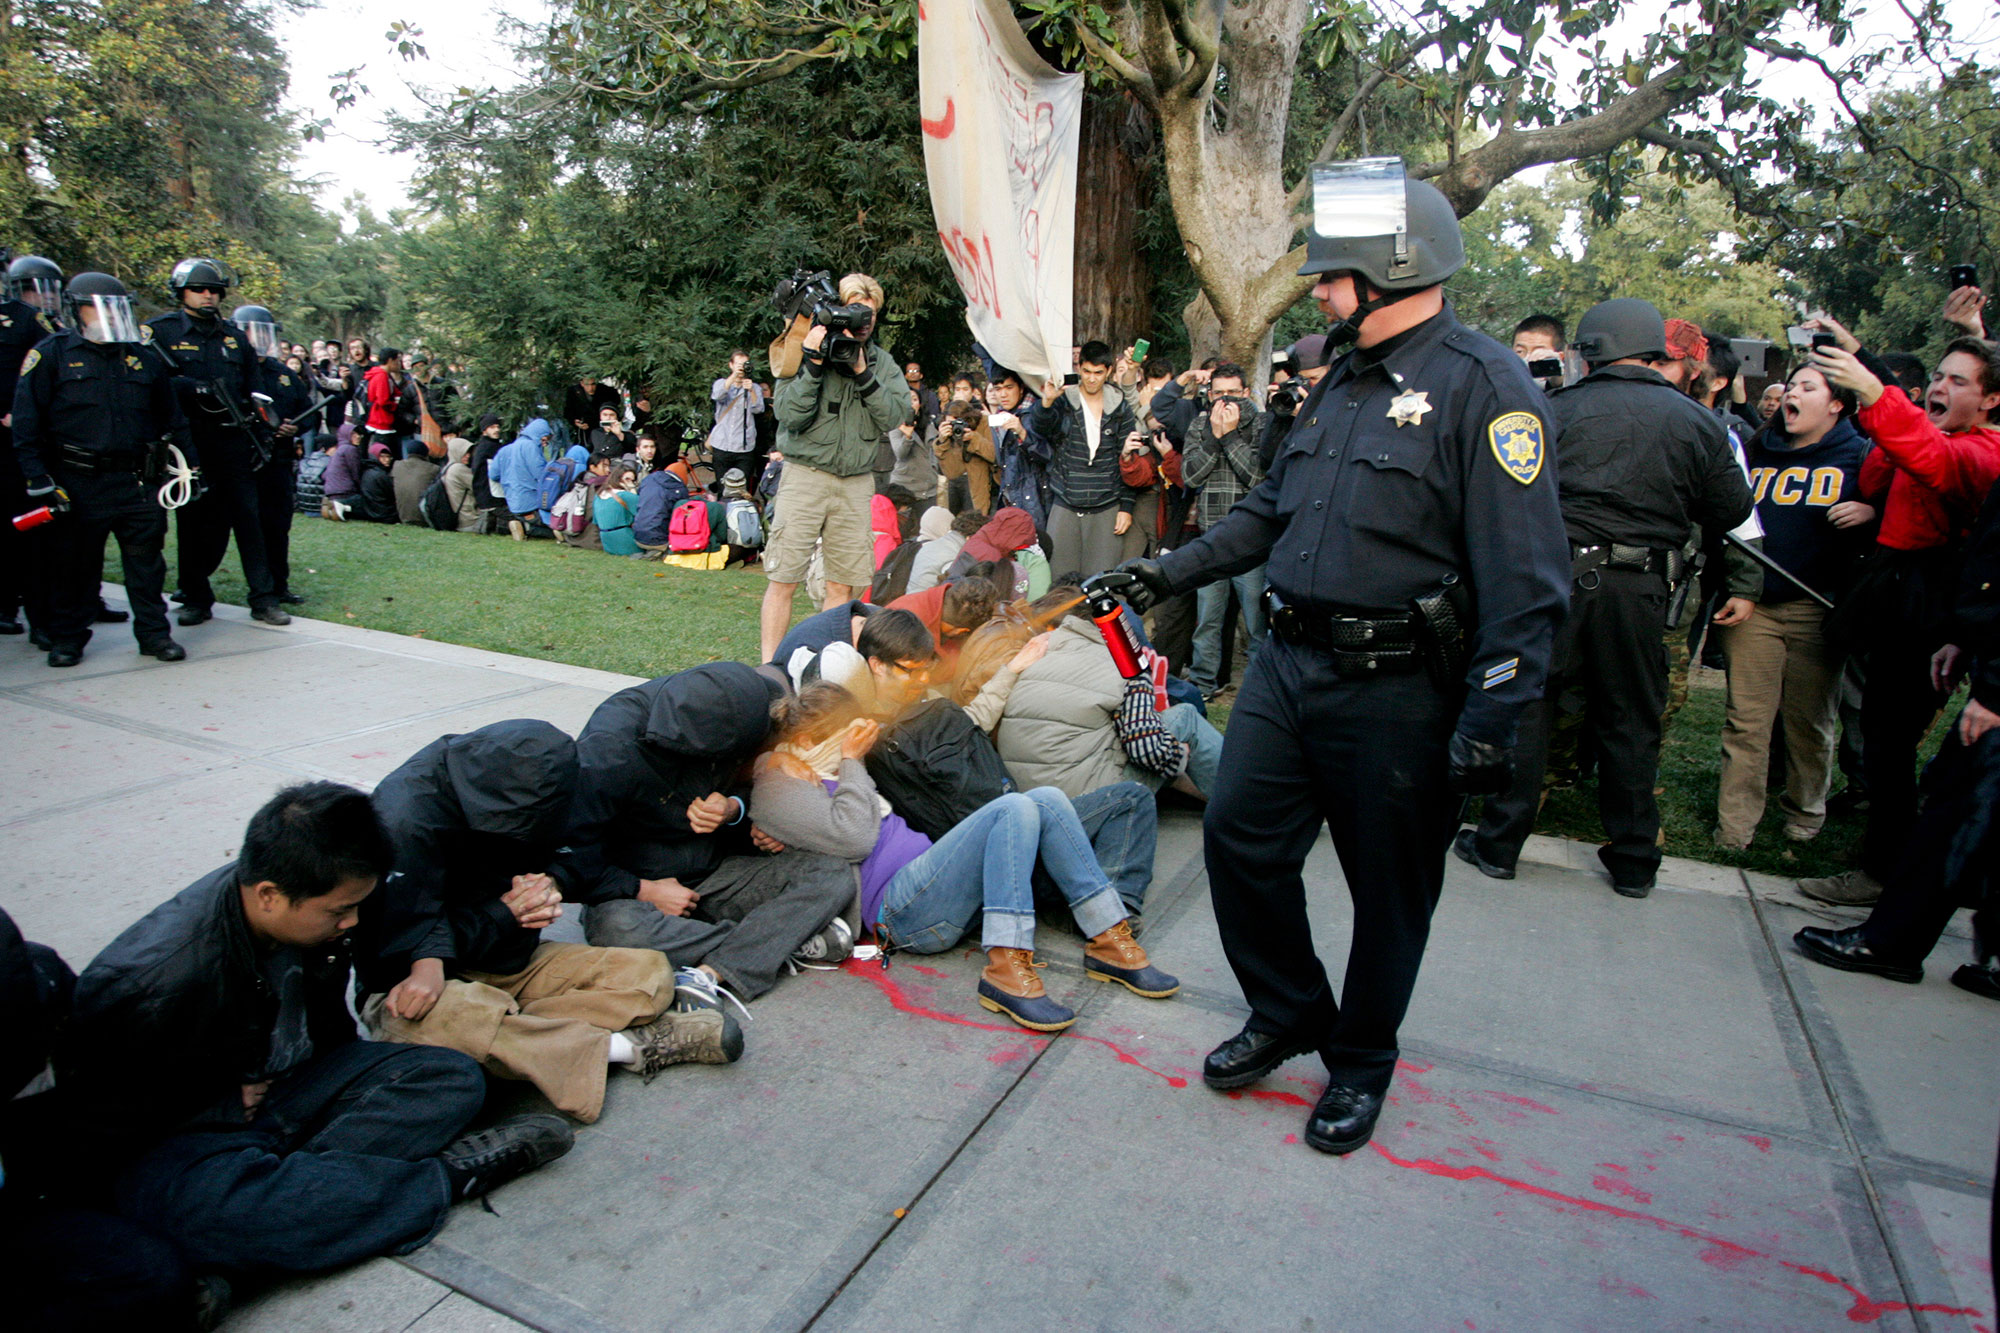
[231, 304, 276, 325]
[169, 257, 234, 292]
[68, 271, 128, 301]
[6, 255, 62, 286]
[1296, 177, 1465, 291]
[1572, 298, 1667, 365]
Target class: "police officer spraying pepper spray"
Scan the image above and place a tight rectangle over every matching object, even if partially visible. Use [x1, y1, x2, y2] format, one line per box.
[1456, 298, 1752, 896]
[232, 304, 310, 606]
[12, 273, 196, 667]
[1098, 160, 1570, 1155]
[144, 258, 290, 628]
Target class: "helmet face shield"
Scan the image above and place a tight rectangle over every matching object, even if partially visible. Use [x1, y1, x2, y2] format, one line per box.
[11, 278, 63, 317]
[78, 294, 141, 344]
[241, 320, 281, 359]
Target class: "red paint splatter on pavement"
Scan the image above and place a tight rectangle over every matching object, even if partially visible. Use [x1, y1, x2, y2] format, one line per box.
[1599, 1277, 1654, 1299]
[1593, 1174, 1654, 1204]
[1226, 1088, 1312, 1108]
[1371, 1143, 1982, 1324]
[908, 963, 947, 979]
[1484, 1092, 1560, 1114]
[1283, 1133, 1299, 1144]
[1743, 1135, 1773, 1154]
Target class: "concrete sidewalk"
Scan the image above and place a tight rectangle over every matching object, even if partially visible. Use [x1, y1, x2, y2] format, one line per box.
[4, 595, 1995, 1331]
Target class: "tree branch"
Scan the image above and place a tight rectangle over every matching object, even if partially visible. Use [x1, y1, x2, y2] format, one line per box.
[1073, 18, 1157, 113]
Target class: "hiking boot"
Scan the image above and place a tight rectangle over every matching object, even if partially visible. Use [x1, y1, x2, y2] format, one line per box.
[250, 606, 291, 626]
[1084, 920, 1179, 998]
[791, 917, 854, 969]
[976, 948, 1075, 1032]
[1797, 868, 1884, 907]
[671, 965, 751, 1022]
[626, 1007, 744, 1081]
[438, 1112, 574, 1201]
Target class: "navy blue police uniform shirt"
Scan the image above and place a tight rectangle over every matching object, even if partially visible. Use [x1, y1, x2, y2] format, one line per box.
[1155, 305, 1570, 746]
[143, 309, 257, 434]
[11, 329, 192, 478]
[259, 357, 314, 429]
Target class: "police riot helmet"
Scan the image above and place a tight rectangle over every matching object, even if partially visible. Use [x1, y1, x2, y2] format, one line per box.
[169, 257, 235, 294]
[64, 272, 141, 344]
[1572, 298, 1667, 366]
[1296, 166, 1464, 291]
[231, 303, 282, 359]
[5, 255, 64, 318]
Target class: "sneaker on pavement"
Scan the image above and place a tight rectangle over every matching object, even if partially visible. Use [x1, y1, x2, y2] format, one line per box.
[672, 965, 751, 1023]
[626, 1007, 744, 1081]
[438, 1112, 574, 1202]
[790, 917, 854, 969]
[1797, 868, 1885, 906]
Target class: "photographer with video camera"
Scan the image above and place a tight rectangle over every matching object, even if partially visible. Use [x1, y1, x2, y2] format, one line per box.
[759, 271, 911, 661]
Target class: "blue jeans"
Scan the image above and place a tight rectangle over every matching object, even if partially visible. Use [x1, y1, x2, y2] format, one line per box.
[1160, 702, 1226, 799]
[1190, 566, 1268, 692]
[116, 1041, 483, 1274]
[1039, 780, 1158, 916]
[881, 788, 1129, 953]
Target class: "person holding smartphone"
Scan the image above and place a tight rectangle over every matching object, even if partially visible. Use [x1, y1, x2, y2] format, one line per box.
[1027, 340, 1139, 580]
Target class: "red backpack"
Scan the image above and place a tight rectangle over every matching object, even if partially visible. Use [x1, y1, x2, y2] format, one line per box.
[668, 498, 712, 552]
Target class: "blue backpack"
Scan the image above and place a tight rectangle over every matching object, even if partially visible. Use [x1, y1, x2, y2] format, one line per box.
[537, 456, 584, 517]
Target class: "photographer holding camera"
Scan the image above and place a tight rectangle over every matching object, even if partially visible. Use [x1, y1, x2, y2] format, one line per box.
[1180, 363, 1271, 699]
[758, 272, 911, 661]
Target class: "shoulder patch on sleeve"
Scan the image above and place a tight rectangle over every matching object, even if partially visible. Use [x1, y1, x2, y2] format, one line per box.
[20, 348, 39, 375]
[1488, 411, 1544, 486]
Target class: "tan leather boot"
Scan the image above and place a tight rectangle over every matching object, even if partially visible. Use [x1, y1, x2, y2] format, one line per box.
[977, 948, 1075, 1031]
[1084, 921, 1181, 999]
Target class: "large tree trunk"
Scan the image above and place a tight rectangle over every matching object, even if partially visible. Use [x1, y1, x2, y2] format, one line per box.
[1073, 90, 1154, 349]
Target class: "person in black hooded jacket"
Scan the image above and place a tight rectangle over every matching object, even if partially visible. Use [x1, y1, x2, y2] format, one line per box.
[553, 662, 858, 1002]
[352, 720, 742, 1123]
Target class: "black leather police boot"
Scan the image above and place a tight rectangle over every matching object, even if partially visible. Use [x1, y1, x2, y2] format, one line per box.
[1304, 1083, 1383, 1155]
[278, 591, 306, 605]
[177, 605, 212, 627]
[46, 645, 83, 668]
[1951, 963, 2000, 1001]
[145, 639, 187, 662]
[1793, 925, 1921, 984]
[1202, 1025, 1312, 1090]
[1452, 829, 1515, 880]
[250, 605, 292, 626]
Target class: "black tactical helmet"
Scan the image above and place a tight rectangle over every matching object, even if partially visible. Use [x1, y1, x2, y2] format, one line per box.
[230, 303, 275, 324]
[63, 272, 141, 342]
[1572, 298, 1667, 365]
[6, 254, 63, 288]
[1297, 176, 1465, 291]
[6, 254, 64, 314]
[231, 303, 282, 358]
[169, 257, 235, 292]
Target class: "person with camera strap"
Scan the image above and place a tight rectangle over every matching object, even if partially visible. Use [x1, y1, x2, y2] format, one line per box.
[1097, 164, 1570, 1156]
[1178, 361, 1270, 700]
[758, 271, 911, 662]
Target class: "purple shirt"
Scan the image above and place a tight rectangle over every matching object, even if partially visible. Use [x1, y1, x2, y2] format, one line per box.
[824, 779, 931, 928]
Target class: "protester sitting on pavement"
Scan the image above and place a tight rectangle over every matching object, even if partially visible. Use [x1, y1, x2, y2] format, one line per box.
[352, 722, 740, 1123]
[905, 507, 967, 595]
[1799, 326, 2000, 905]
[769, 597, 880, 671]
[67, 782, 574, 1276]
[391, 443, 441, 526]
[440, 438, 486, 532]
[496, 418, 557, 539]
[889, 570, 1003, 674]
[945, 506, 1051, 600]
[996, 598, 1224, 801]
[750, 682, 1177, 1032]
[1709, 365, 1874, 850]
[553, 663, 859, 1005]
[356, 442, 399, 523]
[596, 466, 642, 556]
[948, 590, 1074, 731]
[1794, 472, 2000, 994]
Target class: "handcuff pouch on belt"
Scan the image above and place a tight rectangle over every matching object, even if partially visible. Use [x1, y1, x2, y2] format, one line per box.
[1410, 572, 1472, 692]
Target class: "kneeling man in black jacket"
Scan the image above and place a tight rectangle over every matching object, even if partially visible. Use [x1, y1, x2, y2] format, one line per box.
[68, 782, 574, 1276]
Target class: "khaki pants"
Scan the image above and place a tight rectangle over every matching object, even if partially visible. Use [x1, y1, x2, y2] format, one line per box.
[1717, 599, 1842, 842]
[365, 943, 671, 1123]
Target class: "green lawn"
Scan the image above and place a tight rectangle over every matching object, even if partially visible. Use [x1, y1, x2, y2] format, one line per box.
[119, 516, 1947, 879]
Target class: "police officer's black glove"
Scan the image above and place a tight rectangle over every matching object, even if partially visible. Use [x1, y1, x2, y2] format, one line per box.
[25, 476, 68, 514]
[1447, 731, 1514, 796]
[1095, 559, 1172, 614]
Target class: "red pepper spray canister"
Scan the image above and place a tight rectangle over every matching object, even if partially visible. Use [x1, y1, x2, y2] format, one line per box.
[1083, 582, 1144, 679]
[12, 506, 56, 532]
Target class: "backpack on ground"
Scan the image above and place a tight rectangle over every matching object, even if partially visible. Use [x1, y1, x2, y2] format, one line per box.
[419, 474, 456, 531]
[863, 698, 1016, 841]
[549, 481, 592, 537]
[724, 498, 763, 549]
[668, 498, 713, 552]
[536, 456, 583, 516]
[870, 539, 919, 604]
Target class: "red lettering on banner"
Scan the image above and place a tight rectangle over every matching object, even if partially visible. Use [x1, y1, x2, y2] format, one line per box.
[921, 98, 956, 139]
[938, 229, 1004, 320]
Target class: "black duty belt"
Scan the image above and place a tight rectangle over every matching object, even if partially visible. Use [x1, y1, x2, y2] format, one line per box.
[1571, 543, 1680, 587]
[53, 447, 144, 476]
[1264, 590, 1421, 677]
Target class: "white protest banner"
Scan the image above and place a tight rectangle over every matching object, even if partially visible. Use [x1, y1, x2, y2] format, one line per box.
[918, 0, 1081, 387]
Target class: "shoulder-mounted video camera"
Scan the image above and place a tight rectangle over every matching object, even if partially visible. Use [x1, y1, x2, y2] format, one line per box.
[773, 267, 873, 370]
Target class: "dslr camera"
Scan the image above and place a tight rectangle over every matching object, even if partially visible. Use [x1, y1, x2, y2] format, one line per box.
[772, 267, 873, 370]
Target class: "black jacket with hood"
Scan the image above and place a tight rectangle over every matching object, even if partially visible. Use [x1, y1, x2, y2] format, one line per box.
[352, 720, 579, 995]
[553, 663, 786, 899]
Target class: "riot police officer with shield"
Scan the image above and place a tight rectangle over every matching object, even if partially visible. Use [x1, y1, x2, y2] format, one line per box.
[1456, 298, 1751, 896]
[144, 258, 289, 627]
[1101, 163, 1570, 1154]
[233, 303, 310, 605]
[0, 253, 64, 642]
[12, 273, 193, 666]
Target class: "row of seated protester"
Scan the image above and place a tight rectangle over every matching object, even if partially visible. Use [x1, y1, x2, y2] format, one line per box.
[3, 576, 1219, 1329]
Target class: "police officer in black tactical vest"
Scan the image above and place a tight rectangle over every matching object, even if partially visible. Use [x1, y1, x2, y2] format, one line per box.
[145, 258, 289, 627]
[0, 253, 64, 643]
[1457, 298, 1752, 895]
[12, 273, 194, 666]
[233, 303, 310, 605]
[1101, 163, 1570, 1155]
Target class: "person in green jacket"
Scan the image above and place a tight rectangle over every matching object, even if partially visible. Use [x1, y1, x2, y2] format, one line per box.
[758, 272, 910, 660]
